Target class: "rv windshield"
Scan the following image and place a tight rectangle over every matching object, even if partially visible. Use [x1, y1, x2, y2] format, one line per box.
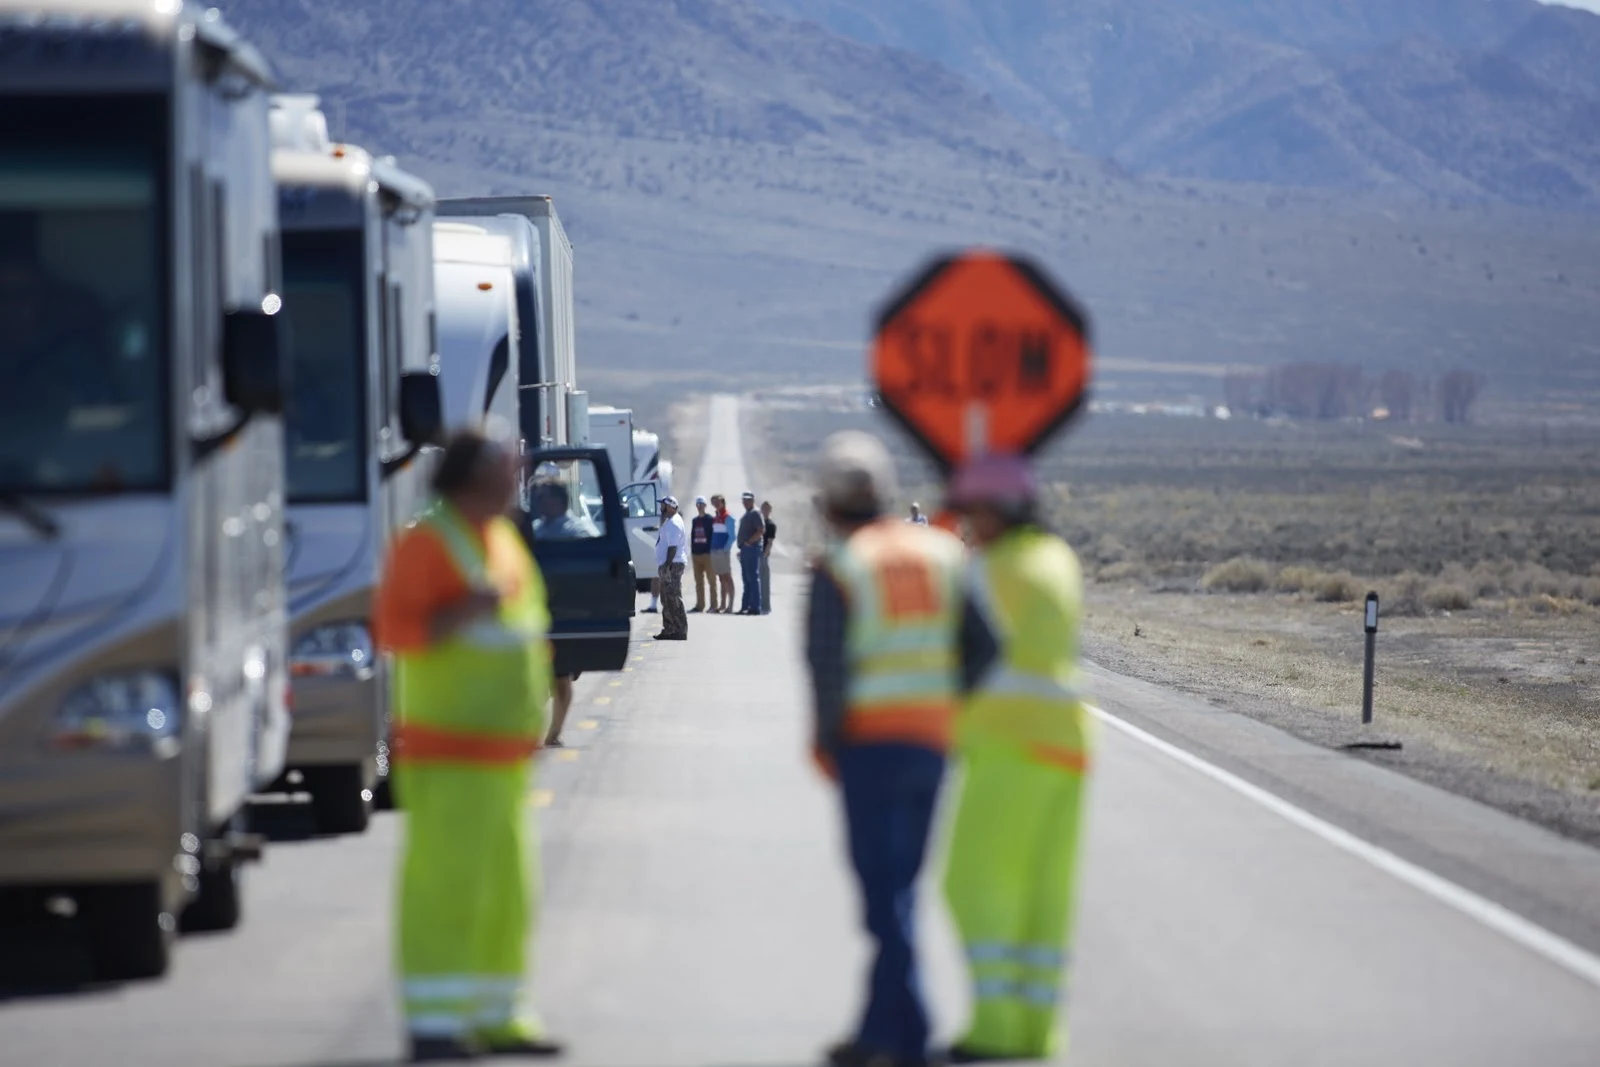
[0, 97, 169, 495]
[282, 229, 367, 504]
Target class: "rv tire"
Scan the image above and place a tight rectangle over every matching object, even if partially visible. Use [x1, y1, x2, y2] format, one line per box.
[81, 882, 173, 981]
[306, 764, 372, 835]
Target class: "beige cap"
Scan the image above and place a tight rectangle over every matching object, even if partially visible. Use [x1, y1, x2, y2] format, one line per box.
[816, 431, 897, 516]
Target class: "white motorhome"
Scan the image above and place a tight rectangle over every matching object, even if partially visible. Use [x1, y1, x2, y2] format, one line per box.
[270, 96, 441, 834]
[0, 1, 291, 979]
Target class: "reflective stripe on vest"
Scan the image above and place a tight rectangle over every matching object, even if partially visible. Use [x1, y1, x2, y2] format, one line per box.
[982, 664, 1081, 703]
[425, 505, 543, 650]
[393, 502, 549, 757]
[829, 521, 964, 749]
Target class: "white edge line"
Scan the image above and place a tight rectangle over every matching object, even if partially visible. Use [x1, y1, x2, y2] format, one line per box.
[1088, 704, 1600, 991]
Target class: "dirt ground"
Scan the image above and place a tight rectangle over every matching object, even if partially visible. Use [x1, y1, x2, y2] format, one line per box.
[1084, 585, 1600, 845]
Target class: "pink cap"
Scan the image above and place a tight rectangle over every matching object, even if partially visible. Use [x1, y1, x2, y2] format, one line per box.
[947, 453, 1038, 509]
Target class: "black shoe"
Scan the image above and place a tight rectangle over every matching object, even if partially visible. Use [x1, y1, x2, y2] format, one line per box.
[653, 631, 670, 640]
[409, 1035, 480, 1062]
[481, 1035, 565, 1057]
[827, 1042, 909, 1067]
[689, 607, 704, 613]
[641, 605, 659, 614]
[946, 1046, 1023, 1064]
[662, 632, 688, 641]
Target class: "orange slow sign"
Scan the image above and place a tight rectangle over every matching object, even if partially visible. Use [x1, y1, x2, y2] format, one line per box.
[872, 250, 1093, 467]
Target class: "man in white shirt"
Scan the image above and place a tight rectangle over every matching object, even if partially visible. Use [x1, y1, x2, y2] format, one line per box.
[655, 495, 689, 640]
[907, 501, 930, 526]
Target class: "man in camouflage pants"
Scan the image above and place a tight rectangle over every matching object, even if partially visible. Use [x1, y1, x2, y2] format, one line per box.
[655, 496, 688, 641]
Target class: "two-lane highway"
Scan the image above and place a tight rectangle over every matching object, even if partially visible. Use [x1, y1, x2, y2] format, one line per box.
[2, 394, 1598, 1066]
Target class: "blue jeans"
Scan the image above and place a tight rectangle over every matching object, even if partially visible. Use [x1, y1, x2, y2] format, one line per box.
[739, 544, 762, 613]
[838, 743, 947, 1060]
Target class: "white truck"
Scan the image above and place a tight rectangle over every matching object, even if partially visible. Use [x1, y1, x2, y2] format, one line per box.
[0, 1, 290, 979]
[270, 95, 442, 834]
[588, 405, 676, 590]
[435, 196, 576, 457]
[429, 209, 635, 675]
[431, 220, 522, 438]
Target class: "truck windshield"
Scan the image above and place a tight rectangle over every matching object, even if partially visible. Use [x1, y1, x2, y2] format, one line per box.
[282, 229, 367, 504]
[0, 97, 168, 495]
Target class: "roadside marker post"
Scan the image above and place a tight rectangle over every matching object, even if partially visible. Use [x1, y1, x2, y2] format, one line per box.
[871, 249, 1094, 473]
[1345, 591, 1400, 750]
[1363, 592, 1379, 725]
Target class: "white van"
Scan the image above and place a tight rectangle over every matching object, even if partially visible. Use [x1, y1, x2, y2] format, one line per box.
[0, 2, 291, 980]
[270, 96, 442, 834]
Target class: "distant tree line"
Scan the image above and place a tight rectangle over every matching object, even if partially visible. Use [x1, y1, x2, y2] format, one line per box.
[1222, 364, 1485, 424]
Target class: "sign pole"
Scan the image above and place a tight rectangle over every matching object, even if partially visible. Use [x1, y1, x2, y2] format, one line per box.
[1362, 592, 1379, 726]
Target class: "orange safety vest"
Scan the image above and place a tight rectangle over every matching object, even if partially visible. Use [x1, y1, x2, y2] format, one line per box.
[824, 519, 967, 751]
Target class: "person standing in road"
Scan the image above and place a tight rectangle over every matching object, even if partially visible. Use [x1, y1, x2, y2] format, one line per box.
[942, 453, 1092, 1063]
[804, 432, 996, 1067]
[710, 493, 736, 613]
[737, 491, 765, 615]
[759, 500, 777, 615]
[373, 429, 563, 1062]
[689, 496, 716, 613]
[907, 502, 929, 526]
[655, 495, 689, 641]
[545, 673, 578, 748]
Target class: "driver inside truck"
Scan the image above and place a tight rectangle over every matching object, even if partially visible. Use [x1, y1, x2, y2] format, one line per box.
[529, 480, 600, 542]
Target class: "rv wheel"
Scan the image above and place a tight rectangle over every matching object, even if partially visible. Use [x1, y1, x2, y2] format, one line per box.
[181, 851, 243, 934]
[306, 764, 373, 835]
[81, 882, 173, 981]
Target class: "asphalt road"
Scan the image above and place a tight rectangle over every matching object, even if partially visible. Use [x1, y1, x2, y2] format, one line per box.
[2, 394, 1598, 1066]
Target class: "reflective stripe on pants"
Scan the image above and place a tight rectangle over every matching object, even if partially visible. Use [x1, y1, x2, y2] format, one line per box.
[944, 744, 1089, 1058]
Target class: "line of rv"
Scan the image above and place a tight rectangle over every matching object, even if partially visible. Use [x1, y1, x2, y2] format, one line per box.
[0, 2, 672, 983]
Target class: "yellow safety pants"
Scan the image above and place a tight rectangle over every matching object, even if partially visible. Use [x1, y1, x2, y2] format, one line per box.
[944, 742, 1089, 1059]
[394, 760, 543, 1045]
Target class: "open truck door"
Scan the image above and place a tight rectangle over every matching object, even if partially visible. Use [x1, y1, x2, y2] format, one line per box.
[619, 480, 662, 593]
[520, 446, 634, 674]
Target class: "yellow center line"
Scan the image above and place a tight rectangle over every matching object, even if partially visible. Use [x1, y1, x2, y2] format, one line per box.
[528, 789, 553, 808]
[608, 680, 623, 688]
[557, 749, 579, 762]
[579, 719, 598, 730]
[593, 696, 612, 706]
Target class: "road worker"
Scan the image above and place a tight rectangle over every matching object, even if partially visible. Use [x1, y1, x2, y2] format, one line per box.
[805, 431, 997, 1067]
[942, 452, 1092, 1063]
[374, 428, 563, 1063]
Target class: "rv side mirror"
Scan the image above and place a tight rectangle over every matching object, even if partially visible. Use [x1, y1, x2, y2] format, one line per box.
[222, 306, 288, 414]
[399, 370, 444, 445]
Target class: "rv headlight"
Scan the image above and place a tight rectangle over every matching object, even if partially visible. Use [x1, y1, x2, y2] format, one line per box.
[48, 671, 181, 754]
[291, 621, 374, 679]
